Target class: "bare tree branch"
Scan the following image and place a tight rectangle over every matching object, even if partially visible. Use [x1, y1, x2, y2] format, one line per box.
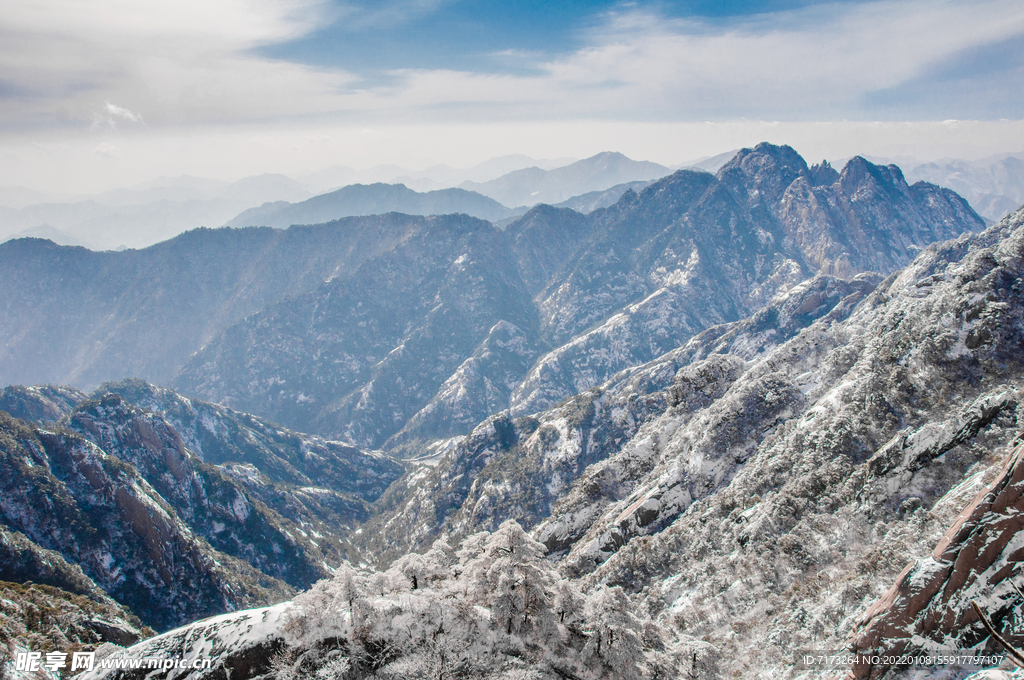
[972, 600, 1024, 669]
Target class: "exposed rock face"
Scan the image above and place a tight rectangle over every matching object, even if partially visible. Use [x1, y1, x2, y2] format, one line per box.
[0, 579, 148, 670]
[0, 412, 291, 630]
[0, 384, 85, 424]
[0, 143, 1009, 679]
[846, 442, 1024, 678]
[508, 145, 985, 416]
[66, 393, 340, 591]
[94, 379, 404, 506]
[0, 375, 407, 635]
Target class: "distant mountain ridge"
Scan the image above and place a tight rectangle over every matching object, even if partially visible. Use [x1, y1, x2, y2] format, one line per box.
[905, 151, 1024, 223]
[225, 182, 520, 228]
[0, 174, 315, 250]
[459, 151, 672, 207]
[0, 215, 425, 387]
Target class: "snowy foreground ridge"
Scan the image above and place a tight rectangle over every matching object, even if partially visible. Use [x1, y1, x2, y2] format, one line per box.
[81, 521, 707, 680]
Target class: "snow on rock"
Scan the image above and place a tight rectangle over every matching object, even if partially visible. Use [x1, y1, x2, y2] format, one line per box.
[79, 602, 294, 680]
[846, 443, 1024, 679]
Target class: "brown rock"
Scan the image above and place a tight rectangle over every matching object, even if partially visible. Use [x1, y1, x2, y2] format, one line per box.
[846, 444, 1024, 678]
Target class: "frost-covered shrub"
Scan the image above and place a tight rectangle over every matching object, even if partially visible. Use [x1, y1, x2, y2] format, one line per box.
[271, 520, 686, 679]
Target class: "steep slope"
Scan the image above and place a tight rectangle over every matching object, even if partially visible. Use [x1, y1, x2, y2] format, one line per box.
[356, 274, 879, 563]
[0, 377, 408, 639]
[65, 393, 343, 590]
[174, 214, 538, 448]
[0, 384, 85, 424]
[566, 207, 1024, 677]
[0, 580, 148, 674]
[225, 182, 519, 228]
[95, 379, 404, 502]
[0, 214, 424, 388]
[845, 442, 1024, 678]
[0, 412, 292, 630]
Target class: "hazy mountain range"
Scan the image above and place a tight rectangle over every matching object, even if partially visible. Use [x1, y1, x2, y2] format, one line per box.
[904, 151, 1024, 223]
[4, 142, 1024, 679]
[0, 145, 983, 447]
[0, 152, 668, 250]
[4, 147, 1017, 254]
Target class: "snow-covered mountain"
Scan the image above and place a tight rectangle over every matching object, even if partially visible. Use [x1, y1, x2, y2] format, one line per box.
[174, 144, 985, 450]
[52, 202, 1024, 680]
[0, 382, 403, 633]
[4, 142, 1021, 679]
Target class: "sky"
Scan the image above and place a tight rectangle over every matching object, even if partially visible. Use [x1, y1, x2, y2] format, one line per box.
[1, 0, 1023, 193]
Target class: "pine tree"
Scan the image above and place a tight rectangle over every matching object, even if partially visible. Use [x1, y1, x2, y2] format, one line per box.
[554, 580, 585, 629]
[481, 520, 556, 637]
[336, 564, 358, 611]
[580, 585, 644, 680]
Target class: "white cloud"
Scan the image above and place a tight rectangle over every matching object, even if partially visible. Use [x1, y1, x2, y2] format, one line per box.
[1, 0, 1024, 193]
[92, 102, 143, 128]
[104, 103, 141, 122]
[1, 0, 1021, 132]
[338, 0, 1024, 121]
[93, 142, 120, 158]
[0, 0, 343, 129]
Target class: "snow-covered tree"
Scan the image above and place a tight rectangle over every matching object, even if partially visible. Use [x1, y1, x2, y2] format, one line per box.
[269, 521, 675, 679]
[478, 520, 557, 638]
[580, 585, 645, 680]
[554, 580, 585, 630]
[335, 564, 358, 611]
[387, 538, 452, 592]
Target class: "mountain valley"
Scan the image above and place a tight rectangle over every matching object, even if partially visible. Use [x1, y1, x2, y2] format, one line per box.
[2, 143, 1023, 679]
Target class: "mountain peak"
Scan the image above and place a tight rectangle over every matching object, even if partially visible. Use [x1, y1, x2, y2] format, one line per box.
[717, 142, 809, 201]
